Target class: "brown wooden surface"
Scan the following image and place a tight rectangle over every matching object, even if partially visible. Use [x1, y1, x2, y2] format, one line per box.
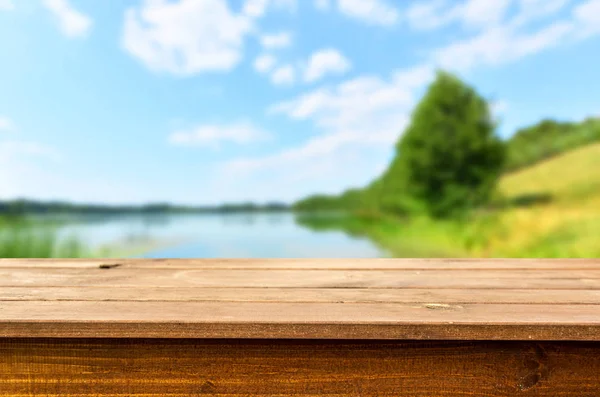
[3, 259, 600, 395]
[2, 339, 600, 396]
[2, 259, 600, 340]
[2, 258, 600, 269]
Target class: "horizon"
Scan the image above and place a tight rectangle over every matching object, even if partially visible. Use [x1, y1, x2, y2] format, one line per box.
[1, 0, 600, 206]
[0, 197, 293, 208]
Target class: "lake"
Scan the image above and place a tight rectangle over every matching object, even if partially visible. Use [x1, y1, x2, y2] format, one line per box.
[54, 213, 386, 258]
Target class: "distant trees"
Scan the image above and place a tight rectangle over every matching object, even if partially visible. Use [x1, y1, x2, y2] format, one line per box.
[506, 117, 600, 172]
[0, 199, 291, 216]
[294, 195, 346, 212]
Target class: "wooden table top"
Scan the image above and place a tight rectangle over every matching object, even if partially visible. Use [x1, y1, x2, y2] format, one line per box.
[1, 258, 600, 340]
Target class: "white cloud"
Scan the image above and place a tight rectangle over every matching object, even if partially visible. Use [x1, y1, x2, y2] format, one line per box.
[212, 143, 391, 202]
[224, 129, 393, 176]
[572, 0, 600, 37]
[303, 48, 351, 83]
[0, 115, 14, 132]
[254, 54, 277, 74]
[41, 0, 92, 38]
[273, 65, 432, 133]
[243, 0, 297, 17]
[407, 0, 572, 31]
[433, 21, 573, 71]
[336, 0, 399, 26]
[122, 0, 253, 76]
[271, 65, 296, 85]
[260, 32, 292, 49]
[412, 0, 600, 73]
[407, 0, 512, 31]
[168, 123, 270, 149]
[228, 65, 433, 179]
[0, 0, 14, 11]
[220, 133, 391, 201]
[243, 0, 269, 17]
[217, 66, 435, 200]
[512, 0, 573, 26]
[460, 0, 513, 28]
[406, 0, 453, 31]
[314, 0, 331, 11]
[257, 48, 349, 87]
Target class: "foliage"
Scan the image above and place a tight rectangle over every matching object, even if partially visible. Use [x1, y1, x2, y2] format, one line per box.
[292, 67, 600, 217]
[294, 194, 347, 212]
[375, 71, 506, 217]
[293, 187, 376, 213]
[0, 216, 86, 258]
[291, 68, 600, 257]
[299, 143, 600, 258]
[506, 117, 600, 172]
[294, 71, 509, 218]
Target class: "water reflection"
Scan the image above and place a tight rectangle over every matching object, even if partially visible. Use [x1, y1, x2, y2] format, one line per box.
[49, 213, 384, 258]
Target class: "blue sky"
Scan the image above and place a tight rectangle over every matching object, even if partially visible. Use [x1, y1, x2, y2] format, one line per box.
[0, 0, 599, 205]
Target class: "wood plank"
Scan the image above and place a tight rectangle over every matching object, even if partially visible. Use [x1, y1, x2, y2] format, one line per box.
[3, 259, 600, 340]
[2, 339, 600, 396]
[2, 301, 600, 339]
[1, 258, 599, 270]
[3, 286, 600, 304]
[3, 268, 600, 289]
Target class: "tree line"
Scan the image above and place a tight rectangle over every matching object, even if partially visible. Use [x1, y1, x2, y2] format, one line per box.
[0, 200, 290, 216]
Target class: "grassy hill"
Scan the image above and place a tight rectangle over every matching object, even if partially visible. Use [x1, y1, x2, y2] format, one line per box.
[404, 142, 600, 257]
[490, 142, 600, 257]
[297, 142, 600, 258]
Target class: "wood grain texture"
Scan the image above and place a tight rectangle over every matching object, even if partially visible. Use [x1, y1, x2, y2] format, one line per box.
[3, 260, 600, 395]
[4, 268, 600, 288]
[2, 302, 600, 340]
[4, 286, 600, 304]
[2, 258, 600, 269]
[2, 259, 600, 340]
[2, 339, 600, 396]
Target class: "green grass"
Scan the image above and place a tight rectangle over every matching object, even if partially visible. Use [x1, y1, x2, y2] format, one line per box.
[486, 142, 600, 257]
[298, 143, 600, 258]
[0, 216, 87, 258]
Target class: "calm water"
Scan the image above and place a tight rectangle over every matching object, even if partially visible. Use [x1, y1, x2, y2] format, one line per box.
[54, 213, 385, 258]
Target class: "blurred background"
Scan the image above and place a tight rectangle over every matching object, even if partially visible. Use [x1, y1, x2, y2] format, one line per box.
[1, 0, 599, 259]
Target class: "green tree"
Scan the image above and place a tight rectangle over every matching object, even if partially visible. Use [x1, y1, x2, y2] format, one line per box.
[379, 70, 506, 217]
